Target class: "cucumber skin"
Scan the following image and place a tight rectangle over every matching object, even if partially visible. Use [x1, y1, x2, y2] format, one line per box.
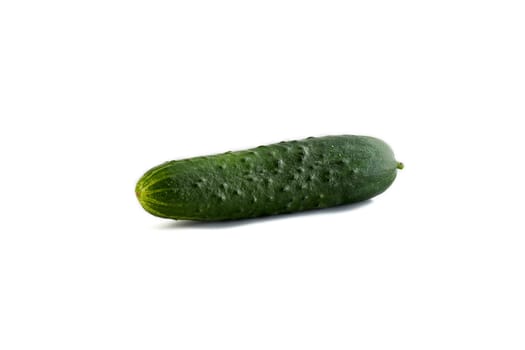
[136, 135, 402, 221]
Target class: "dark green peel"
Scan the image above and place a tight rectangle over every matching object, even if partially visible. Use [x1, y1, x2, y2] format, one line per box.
[136, 135, 402, 221]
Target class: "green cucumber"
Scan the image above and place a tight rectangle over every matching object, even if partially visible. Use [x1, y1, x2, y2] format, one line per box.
[136, 135, 403, 221]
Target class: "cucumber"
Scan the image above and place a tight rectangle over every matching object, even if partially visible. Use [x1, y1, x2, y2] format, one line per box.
[136, 135, 403, 221]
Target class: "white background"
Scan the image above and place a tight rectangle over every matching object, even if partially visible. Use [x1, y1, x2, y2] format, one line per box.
[1, 1, 524, 349]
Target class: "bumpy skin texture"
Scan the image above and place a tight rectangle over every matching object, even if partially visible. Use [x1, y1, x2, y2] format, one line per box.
[135, 135, 402, 221]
